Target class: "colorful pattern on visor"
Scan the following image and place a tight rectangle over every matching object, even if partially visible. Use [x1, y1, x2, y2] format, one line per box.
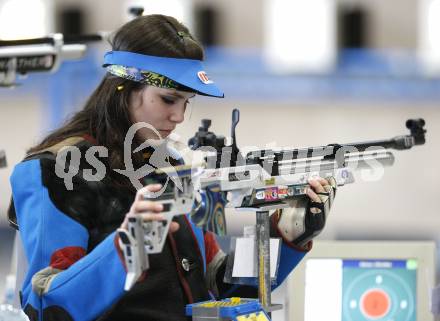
[106, 65, 183, 90]
[103, 51, 224, 98]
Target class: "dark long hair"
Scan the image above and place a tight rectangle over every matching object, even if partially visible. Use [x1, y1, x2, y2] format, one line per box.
[28, 14, 204, 177]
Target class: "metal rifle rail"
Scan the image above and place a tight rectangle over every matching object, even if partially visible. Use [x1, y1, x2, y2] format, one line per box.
[0, 34, 105, 47]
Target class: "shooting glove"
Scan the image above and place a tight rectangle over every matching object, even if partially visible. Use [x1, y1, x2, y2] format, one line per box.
[277, 177, 337, 247]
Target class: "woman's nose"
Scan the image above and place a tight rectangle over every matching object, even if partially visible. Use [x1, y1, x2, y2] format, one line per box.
[169, 103, 185, 124]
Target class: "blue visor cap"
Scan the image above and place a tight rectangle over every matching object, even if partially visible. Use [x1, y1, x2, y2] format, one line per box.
[103, 51, 224, 98]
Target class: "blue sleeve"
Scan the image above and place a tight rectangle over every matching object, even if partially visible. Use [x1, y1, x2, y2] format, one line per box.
[275, 242, 308, 285]
[11, 159, 127, 321]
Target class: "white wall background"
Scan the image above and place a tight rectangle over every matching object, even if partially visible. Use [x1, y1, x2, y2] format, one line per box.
[50, 0, 420, 49]
[0, 95, 43, 220]
[338, 0, 419, 49]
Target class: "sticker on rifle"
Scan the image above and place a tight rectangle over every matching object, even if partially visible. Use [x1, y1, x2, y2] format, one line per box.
[197, 71, 213, 84]
[296, 186, 308, 195]
[265, 178, 275, 186]
[278, 187, 289, 198]
[265, 187, 278, 200]
[255, 190, 265, 200]
[208, 170, 221, 178]
[229, 171, 250, 182]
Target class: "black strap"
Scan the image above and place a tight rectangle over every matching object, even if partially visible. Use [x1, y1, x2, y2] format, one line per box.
[308, 201, 325, 214]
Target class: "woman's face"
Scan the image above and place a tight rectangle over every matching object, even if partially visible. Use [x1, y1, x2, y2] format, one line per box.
[129, 86, 195, 141]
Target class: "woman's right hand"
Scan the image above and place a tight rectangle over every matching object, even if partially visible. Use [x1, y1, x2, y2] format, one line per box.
[120, 183, 180, 232]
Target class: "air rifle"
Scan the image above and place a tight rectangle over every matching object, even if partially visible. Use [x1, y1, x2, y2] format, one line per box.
[0, 33, 106, 87]
[186, 110, 426, 313]
[0, 5, 150, 88]
[189, 109, 426, 208]
[117, 109, 426, 304]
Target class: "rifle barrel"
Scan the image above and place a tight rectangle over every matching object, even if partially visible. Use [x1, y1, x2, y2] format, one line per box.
[0, 34, 104, 47]
[63, 34, 104, 44]
[0, 37, 55, 46]
[246, 135, 416, 164]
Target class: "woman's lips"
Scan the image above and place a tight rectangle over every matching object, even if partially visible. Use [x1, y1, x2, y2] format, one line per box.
[158, 129, 172, 136]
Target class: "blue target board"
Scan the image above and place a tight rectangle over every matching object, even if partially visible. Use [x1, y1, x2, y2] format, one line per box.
[341, 259, 417, 321]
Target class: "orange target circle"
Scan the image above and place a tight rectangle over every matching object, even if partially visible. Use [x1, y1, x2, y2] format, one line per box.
[360, 288, 391, 319]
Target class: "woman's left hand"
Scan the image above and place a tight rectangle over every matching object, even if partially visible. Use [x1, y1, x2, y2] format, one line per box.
[306, 176, 337, 214]
[277, 176, 337, 247]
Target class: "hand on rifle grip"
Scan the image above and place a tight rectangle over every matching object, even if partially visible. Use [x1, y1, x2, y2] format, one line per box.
[277, 177, 337, 247]
[120, 183, 180, 233]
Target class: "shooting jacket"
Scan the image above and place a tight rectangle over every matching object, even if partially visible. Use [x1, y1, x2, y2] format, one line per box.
[9, 137, 309, 321]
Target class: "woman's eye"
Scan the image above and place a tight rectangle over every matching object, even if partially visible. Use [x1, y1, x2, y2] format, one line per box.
[161, 96, 176, 105]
